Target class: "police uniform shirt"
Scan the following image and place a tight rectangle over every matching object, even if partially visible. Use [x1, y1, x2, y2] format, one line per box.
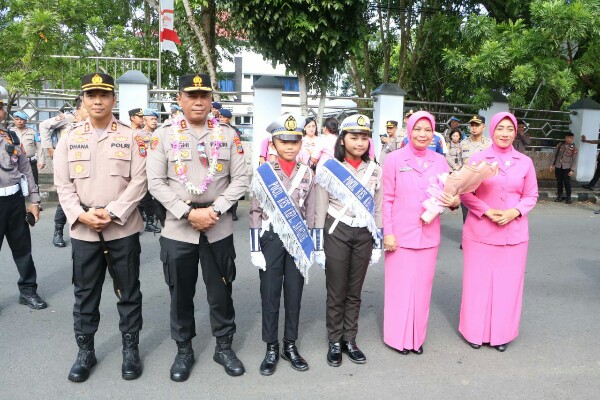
[39, 113, 76, 149]
[553, 142, 578, 170]
[0, 130, 41, 203]
[460, 136, 492, 163]
[249, 160, 316, 230]
[379, 134, 403, 166]
[146, 118, 249, 244]
[314, 160, 383, 230]
[12, 125, 45, 164]
[53, 117, 148, 241]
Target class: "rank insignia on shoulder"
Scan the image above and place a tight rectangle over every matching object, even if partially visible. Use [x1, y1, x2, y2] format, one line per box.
[84, 123, 91, 132]
[180, 120, 187, 130]
[208, 120, 214, 129]
[150, 137, 159, 150]
[111, 122, 117, 131]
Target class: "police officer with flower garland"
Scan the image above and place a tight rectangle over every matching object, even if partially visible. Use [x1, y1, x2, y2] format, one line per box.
[54, 73, 148, 382]
[147, 73, 249, 382]
[0, 99, 48, 310]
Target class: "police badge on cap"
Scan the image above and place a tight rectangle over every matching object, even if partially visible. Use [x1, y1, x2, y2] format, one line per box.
[341, 114, 372, 136]
[266, 114, 305, 141]
[179, 74, 213, 92]
[81, 73, 115, 92]
[128, 108, 143, 117]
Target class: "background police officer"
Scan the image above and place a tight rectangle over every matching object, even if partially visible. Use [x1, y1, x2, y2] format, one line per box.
[54, 73, 147, 382]
[147, 73, 249, 382]
[128, 108, 144, 131]
[550, 132, 578, 204]
[10, 111, 45, 185]
[0, 99, 47, 310]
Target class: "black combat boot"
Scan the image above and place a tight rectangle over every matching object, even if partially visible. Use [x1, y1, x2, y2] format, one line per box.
[259, 341, 279, 376]
[122, 332, 142, 380]
[281, 339, 309, 371]
[68, 334, 97, 382]
[53, 224, 66, 248]
[144, 215, 161, 233]
[213, 334, 245, 376]
[170, 340, 195, 382]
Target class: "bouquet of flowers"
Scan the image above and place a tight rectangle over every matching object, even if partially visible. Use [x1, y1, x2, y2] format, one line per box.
[421, 161, 499, 223]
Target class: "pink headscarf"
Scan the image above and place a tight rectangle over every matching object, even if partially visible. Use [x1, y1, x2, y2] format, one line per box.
[406, 111, 436, 156]
[489, 112, 518, 153]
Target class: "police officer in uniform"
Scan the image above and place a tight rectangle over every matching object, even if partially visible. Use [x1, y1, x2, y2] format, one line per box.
[379, 120, 401, 166]
[249, 114, 315, 375]
[219, 109, 242, 221]
[128, 108, 145, 131]
[39, 95, 89, 248]
[54, 73, 147, 382]
[550, 132, 578, 204]
[11, 111, 46, 185]
[0, 99, 48, 310]
[136, 108, 161, 233]
[147, 73, 249, 381]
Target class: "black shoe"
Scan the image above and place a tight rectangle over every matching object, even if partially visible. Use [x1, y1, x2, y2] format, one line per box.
[68, 334, 97, 382]
[231, 213, 238, 221]
[259, 342, 279, 376]
[122, 332, 142, 380]
[566, 198, 573, 204]
[395, 348, 409, 355]
[411, 346, 424, 355]
[341, 339, 366, 364]
[554, 197, 564, 202]
[281, 339, 309, 371]
[582, 184, 594, 190]
[459, 244, 463, 250]
[595, 209, 600, 215]
[53, 225, 66, 248]
[326, 342, 342, 367]
[213, 334, 245, 376]
[170, 341, 195, 382]
[494, 343, 508, 352]
[468, 342, 481, 349]
[144, 217, 161, 233]
[19, 293, 47, 310]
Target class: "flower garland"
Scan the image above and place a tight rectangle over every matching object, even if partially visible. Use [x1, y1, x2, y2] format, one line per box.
[171, 115, 222, 195]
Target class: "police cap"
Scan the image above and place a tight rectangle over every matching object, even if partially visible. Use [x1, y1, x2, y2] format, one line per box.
[179, 73, 213, 92]
[81, 73, 115, 92]
[266, 114, 305, 141]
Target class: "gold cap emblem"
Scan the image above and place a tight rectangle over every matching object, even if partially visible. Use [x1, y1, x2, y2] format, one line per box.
[284, 116, 297, 131]
[357, 116, 367, 126]
[193, 75, 203, 87]
[92, 74, 103, 84]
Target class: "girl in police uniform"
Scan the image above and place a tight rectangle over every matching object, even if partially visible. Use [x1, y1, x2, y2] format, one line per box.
[249, 114, 316, 376]
[313, 114, 383, 367]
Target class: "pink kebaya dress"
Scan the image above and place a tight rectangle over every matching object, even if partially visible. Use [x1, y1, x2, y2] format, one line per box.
[459, 112, 538, 346]
[383, 111, 450, 351]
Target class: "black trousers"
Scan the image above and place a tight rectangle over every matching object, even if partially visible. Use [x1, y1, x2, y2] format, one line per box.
[0, 191, 38, 295]
[29, 161, 39, 186]
[54, 204, 67, 226]
[259, 230, 304, 343]
[460, 203, 468, 223]
[324, 215, 372, 342]
[555, 167, 572, 199]
[588, 160, 600, 186]
[71, 234, 143, 335]
[160, 234, 237, 342]
[138, 192, 156, 217]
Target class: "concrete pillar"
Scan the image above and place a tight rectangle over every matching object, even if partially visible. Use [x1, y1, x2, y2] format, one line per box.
[252, 76, 283, 169]
[479, 92, 510, 138]
[371, 83, 407, 159]
[568, 98, 600, 182]
[116, 70, 150, 125]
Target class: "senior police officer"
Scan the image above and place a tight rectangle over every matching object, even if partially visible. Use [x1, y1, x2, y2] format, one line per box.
[11, 111, 46, 185]
[0, 99, 48, 310]
[39, 95, 89, 248]
[54, 73, 147, 382]
[147, 73, 249, 381]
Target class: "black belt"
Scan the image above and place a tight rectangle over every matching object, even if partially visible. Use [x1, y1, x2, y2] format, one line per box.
[188, 202, 212, 209]
[81, 204, 122, 299]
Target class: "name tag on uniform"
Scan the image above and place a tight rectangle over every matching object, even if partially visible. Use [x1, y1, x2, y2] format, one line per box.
[399, 167, 413, 172]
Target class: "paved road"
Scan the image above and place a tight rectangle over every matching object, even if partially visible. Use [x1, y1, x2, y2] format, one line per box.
[1, 200, 599, 399]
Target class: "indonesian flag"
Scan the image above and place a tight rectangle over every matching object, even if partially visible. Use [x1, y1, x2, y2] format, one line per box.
[160, 0, 181, 54]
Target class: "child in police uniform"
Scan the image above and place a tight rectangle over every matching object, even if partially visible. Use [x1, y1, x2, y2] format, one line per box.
[313, 114, 383, 367]
[249, 114, 317, 376]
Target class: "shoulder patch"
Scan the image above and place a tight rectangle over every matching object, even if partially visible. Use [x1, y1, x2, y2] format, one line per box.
[233, 135, 244, 154]
[135, 135, 147, 157]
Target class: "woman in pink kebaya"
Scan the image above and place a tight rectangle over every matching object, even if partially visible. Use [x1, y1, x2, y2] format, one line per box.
[382, 111, 459, 355]
[459, 112, 538, 352]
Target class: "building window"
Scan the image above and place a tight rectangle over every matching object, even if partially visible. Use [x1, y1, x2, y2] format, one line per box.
[281, 77, 299, 92]
[219, 78, 234, 92]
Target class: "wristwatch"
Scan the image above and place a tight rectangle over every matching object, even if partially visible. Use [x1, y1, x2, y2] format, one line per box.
[182, 207, 192, 220]
[108, 211, 117, 221]
[212, 204, 222, 216]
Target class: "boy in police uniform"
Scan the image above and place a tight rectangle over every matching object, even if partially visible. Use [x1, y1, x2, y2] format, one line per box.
[249, 114, 316, 375]
[147, 73, 249, 382]
[0, 99, 47, 310]
[54, 73, 148, 382]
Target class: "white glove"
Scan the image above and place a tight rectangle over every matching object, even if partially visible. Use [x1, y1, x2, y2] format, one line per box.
[370, 249, 382, 265]
[251, 252, 266, 270]
[314, 251, 326, 269]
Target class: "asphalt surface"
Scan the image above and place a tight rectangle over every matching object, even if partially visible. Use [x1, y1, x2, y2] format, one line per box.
[1, 200, 599, 399]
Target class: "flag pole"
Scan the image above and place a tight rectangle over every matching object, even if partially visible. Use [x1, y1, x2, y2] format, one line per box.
[158, 6, 162, 90]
